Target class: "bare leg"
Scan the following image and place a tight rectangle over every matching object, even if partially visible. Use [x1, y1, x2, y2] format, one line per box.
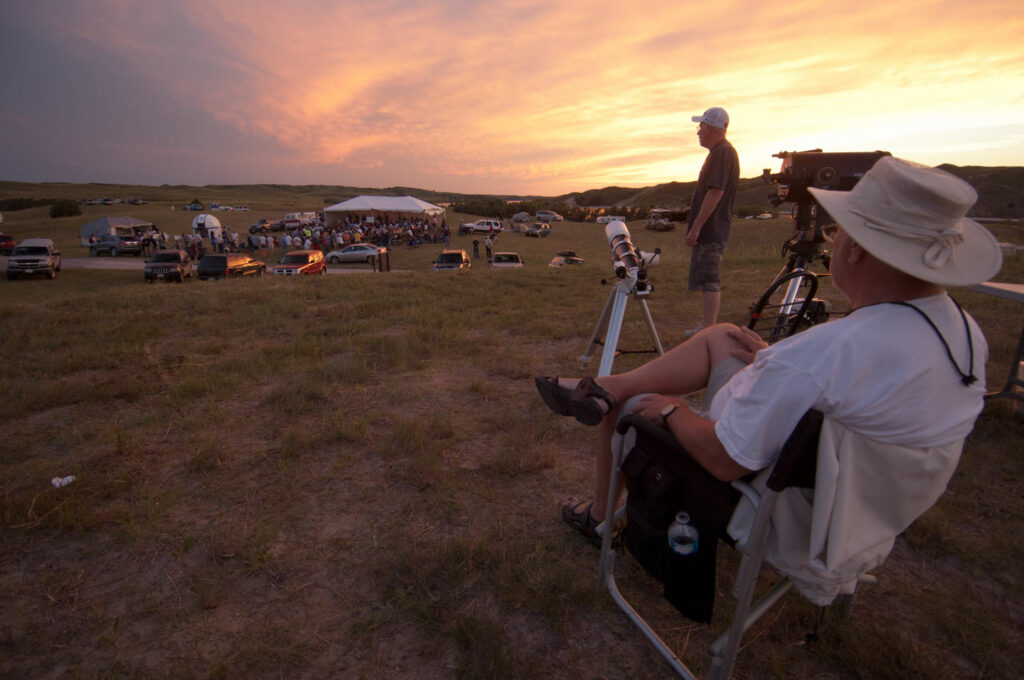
[702, 290, 721, 328]
[580, 323, 748, 520]
[594, 323, 745, 406]
[590, 407, 622, 520]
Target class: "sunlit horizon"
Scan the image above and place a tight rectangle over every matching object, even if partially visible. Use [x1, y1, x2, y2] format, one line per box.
[2, 0, 1022, 196]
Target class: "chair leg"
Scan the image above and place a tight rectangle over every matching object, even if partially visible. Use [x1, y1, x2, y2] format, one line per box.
[833, 592, 856, 621]
[709, 489, 785, 680]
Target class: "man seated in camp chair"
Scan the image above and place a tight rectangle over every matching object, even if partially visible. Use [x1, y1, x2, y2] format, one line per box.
[536, 157, 1002, 558]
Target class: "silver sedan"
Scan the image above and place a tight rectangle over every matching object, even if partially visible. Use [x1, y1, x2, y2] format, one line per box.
[325, 243, 386, 264]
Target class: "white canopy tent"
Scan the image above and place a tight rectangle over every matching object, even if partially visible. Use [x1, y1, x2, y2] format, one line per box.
[79, 216, 155, 245]
[323, 195, 445, 228]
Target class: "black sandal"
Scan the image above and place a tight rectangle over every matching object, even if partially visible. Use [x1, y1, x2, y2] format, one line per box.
[560, 496, 619, 547]
[535, 376, 618, 426]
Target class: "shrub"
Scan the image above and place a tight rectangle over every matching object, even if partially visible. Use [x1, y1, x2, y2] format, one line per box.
[49, 199, 82, 218]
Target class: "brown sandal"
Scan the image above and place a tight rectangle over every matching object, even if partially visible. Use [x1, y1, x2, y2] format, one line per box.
[560, 496, 619, 547]
[535, 376, 618, 426]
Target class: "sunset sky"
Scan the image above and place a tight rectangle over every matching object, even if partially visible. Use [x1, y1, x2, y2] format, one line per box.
[2, 0, 1022, 196]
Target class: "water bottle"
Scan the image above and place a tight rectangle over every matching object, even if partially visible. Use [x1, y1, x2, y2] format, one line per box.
[667, 511, 699, 556]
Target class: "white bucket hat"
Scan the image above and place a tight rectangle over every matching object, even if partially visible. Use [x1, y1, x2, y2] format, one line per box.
[808, 157, 1002, 286]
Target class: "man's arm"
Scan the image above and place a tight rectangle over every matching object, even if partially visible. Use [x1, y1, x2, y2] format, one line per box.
[667, 406, 752, 480]
[632, 393, 753, 481]
[687, 186, 724, 247]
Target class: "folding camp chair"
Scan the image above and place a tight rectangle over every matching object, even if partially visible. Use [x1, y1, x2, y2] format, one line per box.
[596, 410, 852, 680]
[597, 406, 964, 679]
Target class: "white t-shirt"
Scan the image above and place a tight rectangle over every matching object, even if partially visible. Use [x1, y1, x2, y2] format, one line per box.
[711, 295, 988, 472]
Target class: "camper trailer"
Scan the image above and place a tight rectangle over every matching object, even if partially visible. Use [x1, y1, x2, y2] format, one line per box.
[284, 212, 319, 226]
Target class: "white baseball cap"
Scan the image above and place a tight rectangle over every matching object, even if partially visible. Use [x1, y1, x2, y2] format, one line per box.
[691, 107, 729, 130]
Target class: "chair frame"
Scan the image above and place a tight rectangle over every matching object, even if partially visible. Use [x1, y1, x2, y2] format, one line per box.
[597, 410, 855, 680]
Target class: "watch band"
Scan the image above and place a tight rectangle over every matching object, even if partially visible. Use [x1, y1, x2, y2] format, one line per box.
[660, 403, 678, 426]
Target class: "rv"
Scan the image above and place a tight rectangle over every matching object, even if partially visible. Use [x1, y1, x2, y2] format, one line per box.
[284, 212, 319, 226]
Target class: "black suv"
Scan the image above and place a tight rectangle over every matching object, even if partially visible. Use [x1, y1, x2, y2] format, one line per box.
[196, 253, 266, 280]
[90, 233, 142, 256]
[144, 249, 192, 283]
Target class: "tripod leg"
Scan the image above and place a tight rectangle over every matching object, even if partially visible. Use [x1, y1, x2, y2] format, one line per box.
[598, 286, 630, 376]
[580, 288, 618, 370]
[748, 270, 819, 343]
[637, 299, 665, 357]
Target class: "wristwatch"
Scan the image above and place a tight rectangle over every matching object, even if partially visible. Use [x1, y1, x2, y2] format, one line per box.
[659, 403, 679, 426]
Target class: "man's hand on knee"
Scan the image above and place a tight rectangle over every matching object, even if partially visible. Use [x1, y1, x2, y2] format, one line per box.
[723, 325, 768, 364]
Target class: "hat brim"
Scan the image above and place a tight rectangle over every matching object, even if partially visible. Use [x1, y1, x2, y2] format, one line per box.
[808, 187, 1003, 287]
[691, 115, 726, 130]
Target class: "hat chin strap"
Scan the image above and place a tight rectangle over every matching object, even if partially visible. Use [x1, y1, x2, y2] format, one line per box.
[850, 208, 965, 269]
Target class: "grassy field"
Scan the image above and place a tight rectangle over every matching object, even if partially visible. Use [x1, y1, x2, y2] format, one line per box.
[1, 187, 1023, 679]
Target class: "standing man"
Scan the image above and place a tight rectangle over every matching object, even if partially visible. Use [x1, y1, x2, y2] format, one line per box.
[686, 107, 739, 335]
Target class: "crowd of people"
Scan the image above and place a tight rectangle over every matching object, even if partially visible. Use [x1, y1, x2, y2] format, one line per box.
[114, 213, 453, 261]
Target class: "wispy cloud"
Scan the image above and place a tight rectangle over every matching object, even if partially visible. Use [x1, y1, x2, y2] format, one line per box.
[2, 0, 1022, 193]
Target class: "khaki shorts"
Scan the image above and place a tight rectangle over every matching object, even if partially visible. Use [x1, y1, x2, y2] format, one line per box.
[688, 242, 725, 292]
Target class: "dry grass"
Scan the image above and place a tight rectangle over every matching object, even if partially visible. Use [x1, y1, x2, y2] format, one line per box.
[1, 189, 1023, 679]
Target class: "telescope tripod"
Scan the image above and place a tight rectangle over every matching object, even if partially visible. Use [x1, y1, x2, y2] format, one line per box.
[747, 204, 838, 344]
[581, 278, 665, 376]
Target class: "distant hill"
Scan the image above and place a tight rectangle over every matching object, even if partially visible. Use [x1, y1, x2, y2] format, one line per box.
[1, 165, 1020, 218]
[556, 165, 1024, 219]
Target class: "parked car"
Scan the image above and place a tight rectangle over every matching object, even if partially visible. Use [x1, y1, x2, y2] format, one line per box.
[196, 253, 266, 280]
[248, 219, 273, 234]
[463, 219, 502, 234]
[232, 205, 250, 211]
[433, 249, 471, 270]
[0, 233, 15, 256]
[490, 252, 523, 268]
[511, 211, 531, 222]
[536, 210, 564, 223]
[184, 203, 204, 211]
[271, 250, 327, 276]
[7, 238, 61, 279]
[325, 243, 387, 264]
[144, 249, 192, 283]
[645, 208, 687, 231]
[597, 215, 626, 224]
[90, 233, 142, 256]
[525, 223, 551, 238]
[548, 250, 584, 267]
[756, 212, 774, 220]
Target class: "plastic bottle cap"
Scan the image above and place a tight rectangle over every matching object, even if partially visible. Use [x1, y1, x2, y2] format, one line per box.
[675, 512, 690, 524]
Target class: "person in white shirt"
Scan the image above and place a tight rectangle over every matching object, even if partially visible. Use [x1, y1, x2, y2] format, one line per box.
[535, 157, 1003, 545]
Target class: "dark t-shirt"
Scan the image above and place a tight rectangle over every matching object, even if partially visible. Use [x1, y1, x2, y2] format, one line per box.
[688, 139, 739, 244]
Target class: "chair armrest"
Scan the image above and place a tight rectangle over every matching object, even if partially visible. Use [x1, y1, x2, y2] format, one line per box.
[766, 410, 824, 492]
[730, 480, 761, 510]
[617, 413, 686, 455]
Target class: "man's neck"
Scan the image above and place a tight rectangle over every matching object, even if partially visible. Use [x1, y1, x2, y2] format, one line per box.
[853, 278, 946, 308]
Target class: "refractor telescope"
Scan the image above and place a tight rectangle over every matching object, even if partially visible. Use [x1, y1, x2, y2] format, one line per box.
[605, 220, 658, 282]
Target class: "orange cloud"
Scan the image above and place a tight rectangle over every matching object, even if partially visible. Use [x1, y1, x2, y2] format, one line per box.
[13, 0, 1024, 193]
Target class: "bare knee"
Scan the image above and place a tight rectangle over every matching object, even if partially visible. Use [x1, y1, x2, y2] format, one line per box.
[699, 323, 747, 366]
